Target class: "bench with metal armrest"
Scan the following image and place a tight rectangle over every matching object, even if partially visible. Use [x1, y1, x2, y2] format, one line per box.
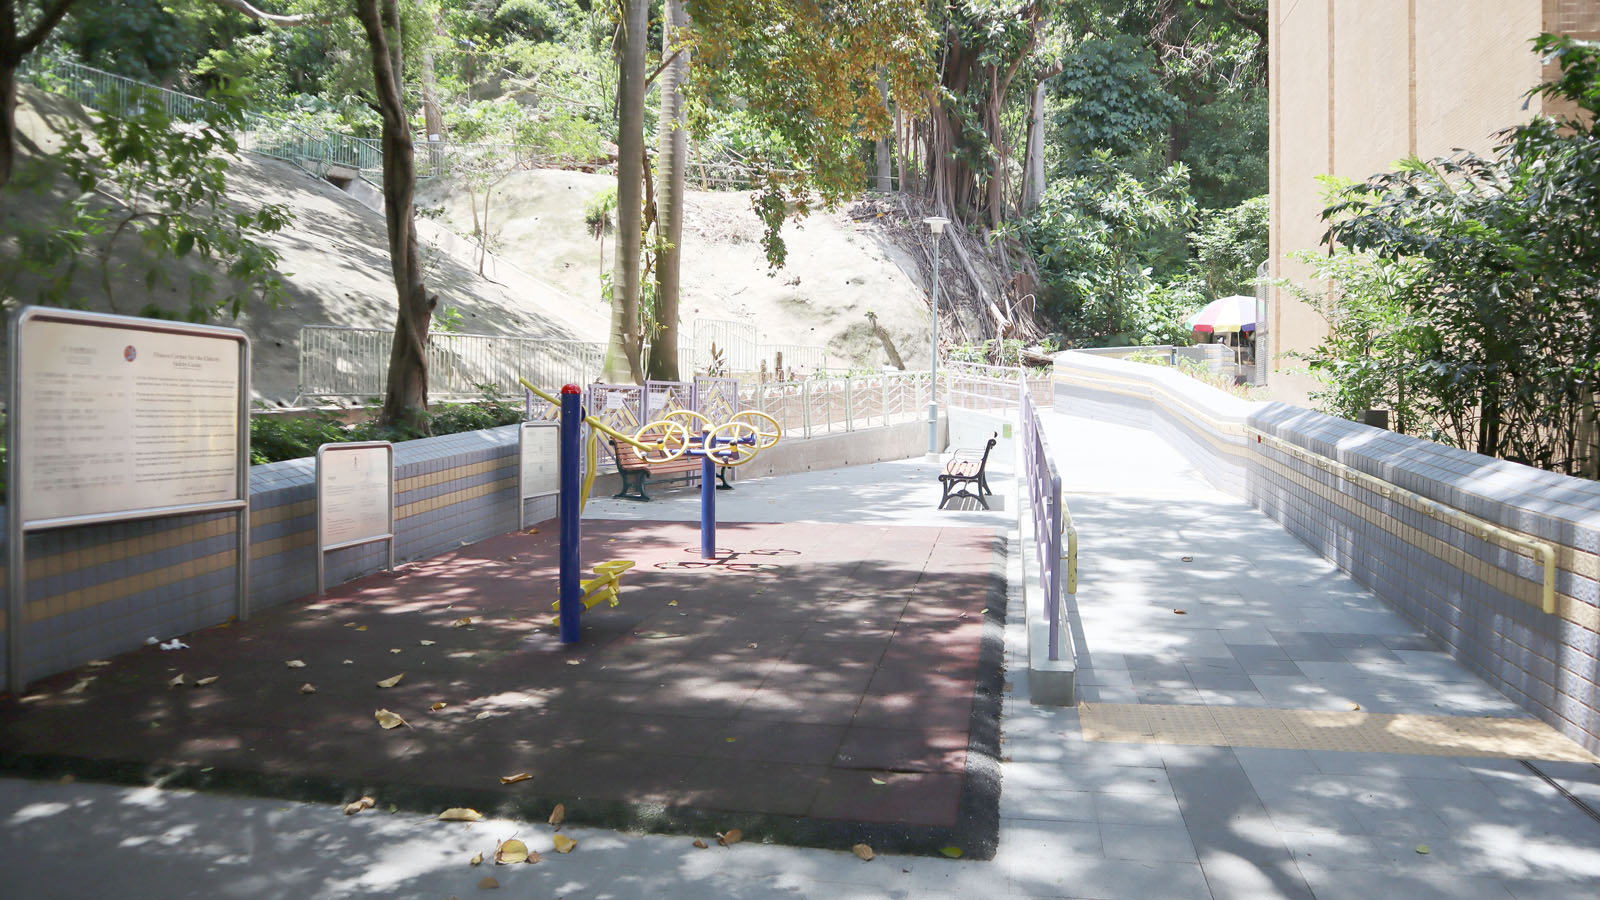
[939, 432, 996, 509]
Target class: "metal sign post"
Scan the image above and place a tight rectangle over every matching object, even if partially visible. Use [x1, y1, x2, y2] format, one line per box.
[315, 441, 395, 595]
[6, 307, 251, 694]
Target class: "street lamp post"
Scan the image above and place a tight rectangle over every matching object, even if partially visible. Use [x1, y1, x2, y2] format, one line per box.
[924, 216, 949, 458]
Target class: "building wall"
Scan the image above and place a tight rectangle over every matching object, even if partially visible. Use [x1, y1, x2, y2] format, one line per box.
[1268, 0, 1552, 405]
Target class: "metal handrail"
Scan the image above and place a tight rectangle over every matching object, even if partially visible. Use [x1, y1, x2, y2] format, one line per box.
[1250, 427, 1558, 614]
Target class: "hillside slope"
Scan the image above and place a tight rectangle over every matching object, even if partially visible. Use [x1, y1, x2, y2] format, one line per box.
[1, 87, 933, 405]
[417, 170, 935, 373]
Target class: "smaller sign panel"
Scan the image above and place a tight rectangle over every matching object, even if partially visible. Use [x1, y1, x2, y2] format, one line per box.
[520, 422, 559, 498]
[648, 391, 673, 412]
[319, 443, 392, 549]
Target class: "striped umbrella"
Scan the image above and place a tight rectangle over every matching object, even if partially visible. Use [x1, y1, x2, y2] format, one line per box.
[1184, 295, 1258, 334]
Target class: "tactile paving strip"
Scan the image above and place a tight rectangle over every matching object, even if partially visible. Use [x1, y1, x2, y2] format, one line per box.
[1079, 702, 1600, 763]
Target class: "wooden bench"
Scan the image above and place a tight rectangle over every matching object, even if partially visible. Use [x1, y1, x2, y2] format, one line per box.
[939, 433, 996, 509]
[609, 438, 733, 501]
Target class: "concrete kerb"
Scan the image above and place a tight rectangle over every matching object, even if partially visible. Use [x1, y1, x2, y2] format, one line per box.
[1014, 433, 1077, 707]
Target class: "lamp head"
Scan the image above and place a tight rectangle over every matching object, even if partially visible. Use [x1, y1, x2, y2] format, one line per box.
[922, 216, 950, 235]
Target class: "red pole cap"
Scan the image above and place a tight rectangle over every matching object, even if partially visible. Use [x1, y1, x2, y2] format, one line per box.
[560, 384, 582, 395]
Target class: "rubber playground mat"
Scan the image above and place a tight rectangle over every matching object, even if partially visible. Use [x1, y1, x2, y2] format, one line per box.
[0, 519, 1007, 858]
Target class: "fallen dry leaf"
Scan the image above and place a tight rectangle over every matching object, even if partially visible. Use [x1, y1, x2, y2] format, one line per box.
[547, 803, 565, 825]
[1181, 556, 1194, 562]
[852, 844, 875, 861]
[342, 659, 353, 665]
[939, 846, 964, 859]
[469, 851, 483, 866]
[667, 600, 678, 606]
[495, 839, 529, 865]
[285, 659, 306, 669]
[717, 829, 743, 847]
[453, 617, 473, 628]
[167, 674, 186, 689]
[389, 648, 402, 654]
[63, 678, 93, 694]
[1173, 609, 1188, 615]
[692, 839, 708, 849]
[431, 701, 447, 711]
[475, 711, 495, 720]
[551, 834, 577, 854]
[525, 851, 541, 864]
[355, 626, 368, 632]
[1416, 844, 1430, 854]
[195, 676, 219, 687]
[438, 807, 483, 822]
[87, 659, 111, 667]
[419, 640, 436, 646]
[1352, 702, 1362, 711]
[343, 801, 363, 816]
[300, 683, 317, 694]
[870, 777, 887, 785]
[564, 660, 581, 666]
[500, 773, 531, 785]
[376, 673, 404, 689]
[360, 796, 375, 809]
[477, 875, 498, 889]
[374, 709, 408, 730]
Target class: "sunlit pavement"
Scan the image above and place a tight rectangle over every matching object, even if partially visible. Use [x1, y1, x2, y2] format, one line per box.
[4, 426, 1600, 898]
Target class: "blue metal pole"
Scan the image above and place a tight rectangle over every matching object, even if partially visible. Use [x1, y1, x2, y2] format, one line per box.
[558, 384, 583, 643]
[700, 449, 716, 559]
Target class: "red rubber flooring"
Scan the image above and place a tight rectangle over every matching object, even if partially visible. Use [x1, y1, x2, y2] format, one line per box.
[0, 520, 1006, 855]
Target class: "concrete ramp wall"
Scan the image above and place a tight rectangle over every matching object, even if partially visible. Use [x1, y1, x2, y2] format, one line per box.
[1054, 350, 1600, 755]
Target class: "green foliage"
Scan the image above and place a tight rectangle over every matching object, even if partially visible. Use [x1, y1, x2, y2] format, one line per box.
[1186, 194, 1267, 298]
[1028, 155, 1196, 345]
[584, 186, 616, 236]
[2, 81, 294, 322]
[1279, 249, 1431, 434]
[1306, 34, 1600, 475]
[685, 0, 935, 269]
[249, 387, 526, 465]
[494, 0, 584, 42]
[1053, 36, 1182, 161]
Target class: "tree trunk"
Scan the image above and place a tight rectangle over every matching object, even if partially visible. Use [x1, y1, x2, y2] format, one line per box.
[356, 0, 432, 433]
[0, 59, 17, 195]
[647, 0, 689, 382]
[1, 0, 81, 195]
[420, 42, 445, 176]
[874, 74, 893, 192]
[1021, 80, 1046, 212]
[604, 0, 647, 384]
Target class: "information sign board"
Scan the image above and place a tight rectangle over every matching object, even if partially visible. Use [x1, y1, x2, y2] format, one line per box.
[519, 422, 559, 529]
[315, 441, 395, 594]
[6, 307, 252, 694]
[16, 318, 242, 524]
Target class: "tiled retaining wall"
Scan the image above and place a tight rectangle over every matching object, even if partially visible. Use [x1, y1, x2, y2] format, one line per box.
[1053, 351, 1600, 755]
[0, 426, 553, 689]
[2, 414, 932, 690]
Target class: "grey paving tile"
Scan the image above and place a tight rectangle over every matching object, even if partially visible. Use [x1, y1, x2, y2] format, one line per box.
[1007, 858, 1213, 900]
[1165, 748, 1315, 900]
[1094, 790, 1186, 826]
[1296, 864, 1516, 900]
[1100, 822, 1199, 863]
[1000, 788, 1096, 823]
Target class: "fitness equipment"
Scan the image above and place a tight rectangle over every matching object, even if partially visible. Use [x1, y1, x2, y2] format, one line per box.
[518, 378, 783, 643]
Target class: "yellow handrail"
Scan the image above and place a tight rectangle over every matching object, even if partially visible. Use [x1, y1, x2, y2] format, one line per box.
[522, 378, 666, 511]
[1250, 428, 1558, 615]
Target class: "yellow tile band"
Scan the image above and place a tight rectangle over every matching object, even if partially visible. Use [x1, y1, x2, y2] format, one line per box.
[1079, 702, 1600, 763]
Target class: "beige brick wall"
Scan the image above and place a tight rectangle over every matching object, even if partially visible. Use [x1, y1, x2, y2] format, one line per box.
[1267, 0, 1572, 406]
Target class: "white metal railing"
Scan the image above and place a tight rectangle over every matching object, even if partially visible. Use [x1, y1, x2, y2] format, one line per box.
[298, 326, 605, 402]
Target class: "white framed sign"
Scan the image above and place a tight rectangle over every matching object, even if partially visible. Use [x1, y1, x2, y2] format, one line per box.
[15, 318, 242, 524]
[315, 441, 395, 594]
[7, 306, 252, 693]
[519, 422, 559, 529]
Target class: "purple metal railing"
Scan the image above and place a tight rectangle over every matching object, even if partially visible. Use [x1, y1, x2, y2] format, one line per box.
[1022, 388, 1065, 660]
